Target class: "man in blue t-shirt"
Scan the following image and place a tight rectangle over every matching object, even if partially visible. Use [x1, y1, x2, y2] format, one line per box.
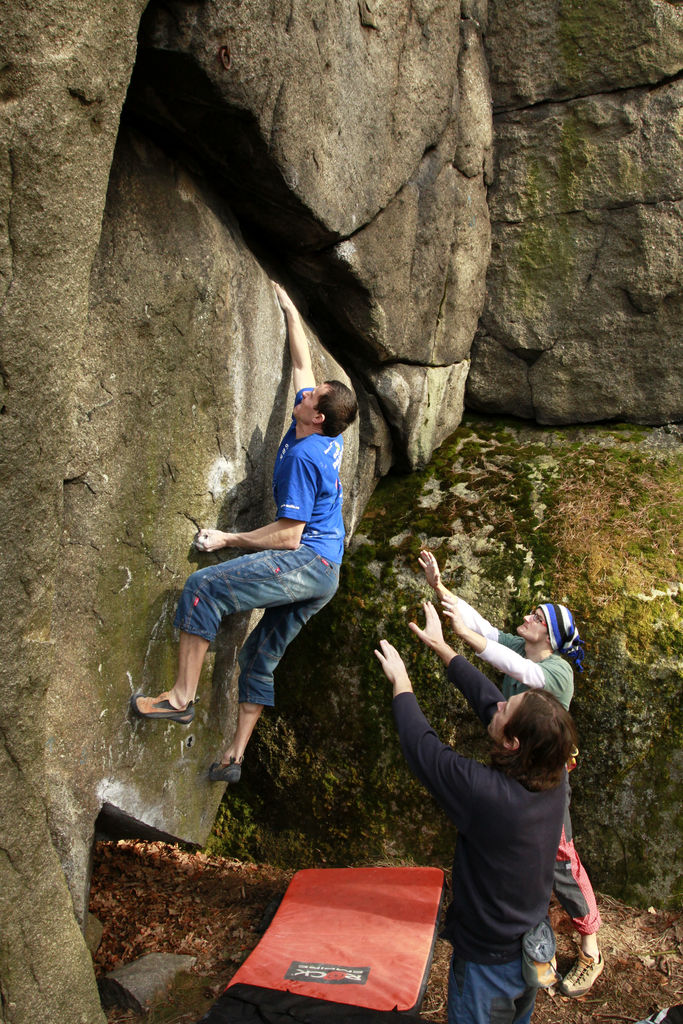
[133, 283, 357, 783]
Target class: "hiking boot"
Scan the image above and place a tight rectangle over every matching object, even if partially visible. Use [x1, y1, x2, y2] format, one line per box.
[558, 950, 604, 997]
[209, 757, 243, 784]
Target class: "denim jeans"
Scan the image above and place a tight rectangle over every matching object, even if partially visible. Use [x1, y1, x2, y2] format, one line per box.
[448, 954, 536, 1024]
[173, 545, 339, 706]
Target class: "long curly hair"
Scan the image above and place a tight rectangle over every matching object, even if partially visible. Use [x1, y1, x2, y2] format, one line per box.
[490, 690, 577, 792]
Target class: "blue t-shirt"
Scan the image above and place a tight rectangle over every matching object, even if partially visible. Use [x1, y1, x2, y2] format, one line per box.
[273, 389, 346, 563]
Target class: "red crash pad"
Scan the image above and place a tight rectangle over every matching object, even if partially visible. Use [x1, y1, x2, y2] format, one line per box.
[227, 866, 445, 1013]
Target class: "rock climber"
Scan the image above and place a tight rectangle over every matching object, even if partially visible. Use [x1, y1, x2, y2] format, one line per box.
[131, 282, 357, 785]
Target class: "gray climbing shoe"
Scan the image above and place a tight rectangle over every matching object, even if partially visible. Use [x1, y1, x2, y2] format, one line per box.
[209, 757, 243, 784]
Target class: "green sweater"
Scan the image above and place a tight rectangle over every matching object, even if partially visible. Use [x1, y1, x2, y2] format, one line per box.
[497, 632, 574, 711]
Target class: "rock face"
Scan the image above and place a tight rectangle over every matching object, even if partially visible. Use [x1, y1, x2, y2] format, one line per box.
[52, 124, 359, 920]
[0, 6, 147, 1023]
[0, 3, 490, 1022]
[128, 0, 493, 467]
[0, 1, 680, 1022]
[467, 0, 683, 424]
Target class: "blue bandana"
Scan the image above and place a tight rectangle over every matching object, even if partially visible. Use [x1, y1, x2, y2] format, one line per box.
[538, 603, 585, 672]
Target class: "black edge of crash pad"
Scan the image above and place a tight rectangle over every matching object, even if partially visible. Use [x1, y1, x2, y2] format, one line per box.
[195, 983, 428, 1024]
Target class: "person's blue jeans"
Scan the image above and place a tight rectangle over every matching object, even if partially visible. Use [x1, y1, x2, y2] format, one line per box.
[173, 545, 339, 706]
[448, 954, 536, 1024]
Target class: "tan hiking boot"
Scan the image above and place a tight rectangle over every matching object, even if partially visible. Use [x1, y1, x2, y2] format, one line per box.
[558, 950, 604, 997]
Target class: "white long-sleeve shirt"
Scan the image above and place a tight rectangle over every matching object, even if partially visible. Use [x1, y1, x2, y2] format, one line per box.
[456, 598, 573, 706]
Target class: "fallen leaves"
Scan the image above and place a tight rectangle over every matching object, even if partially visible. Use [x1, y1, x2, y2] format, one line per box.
[89, 840, 292, 979]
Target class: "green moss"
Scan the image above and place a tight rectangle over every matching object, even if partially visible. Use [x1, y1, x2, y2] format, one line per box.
[511, 157, 577, 316]
[210, 417, 683, 907]
[558, 112, 593, 211]
[558, 0, 632, 85]
[207, 794, 262, 862]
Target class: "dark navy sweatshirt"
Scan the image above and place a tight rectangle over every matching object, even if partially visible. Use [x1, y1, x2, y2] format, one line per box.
[392, 654, 567, 964]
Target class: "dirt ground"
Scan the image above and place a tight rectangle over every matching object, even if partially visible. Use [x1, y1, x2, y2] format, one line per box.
[89, 841, 682, 1024]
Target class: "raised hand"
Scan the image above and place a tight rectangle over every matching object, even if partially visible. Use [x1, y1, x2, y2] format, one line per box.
[441, 596, 466, 636]
[374, 639, 413, 694]
[409, 600, 445, 648]
[273, 281, 296, 315]
[408, 601, 458, 667]
[418, 549, 441, 590]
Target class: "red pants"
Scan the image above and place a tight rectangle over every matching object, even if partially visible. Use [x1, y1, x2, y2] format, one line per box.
[554, 799, 601, 935]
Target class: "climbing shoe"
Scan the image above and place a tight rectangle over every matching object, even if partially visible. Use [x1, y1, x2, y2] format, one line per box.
[131, 692, 196, 725]
[209, 757, 243, 784]
[558, 950, 604, 997]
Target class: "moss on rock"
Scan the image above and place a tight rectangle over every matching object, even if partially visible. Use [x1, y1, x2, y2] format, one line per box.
[558, 0, 633, 88]
[209, 416, 683, 907]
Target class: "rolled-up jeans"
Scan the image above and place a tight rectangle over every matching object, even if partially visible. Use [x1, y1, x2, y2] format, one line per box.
[173, 545, 340, 706]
